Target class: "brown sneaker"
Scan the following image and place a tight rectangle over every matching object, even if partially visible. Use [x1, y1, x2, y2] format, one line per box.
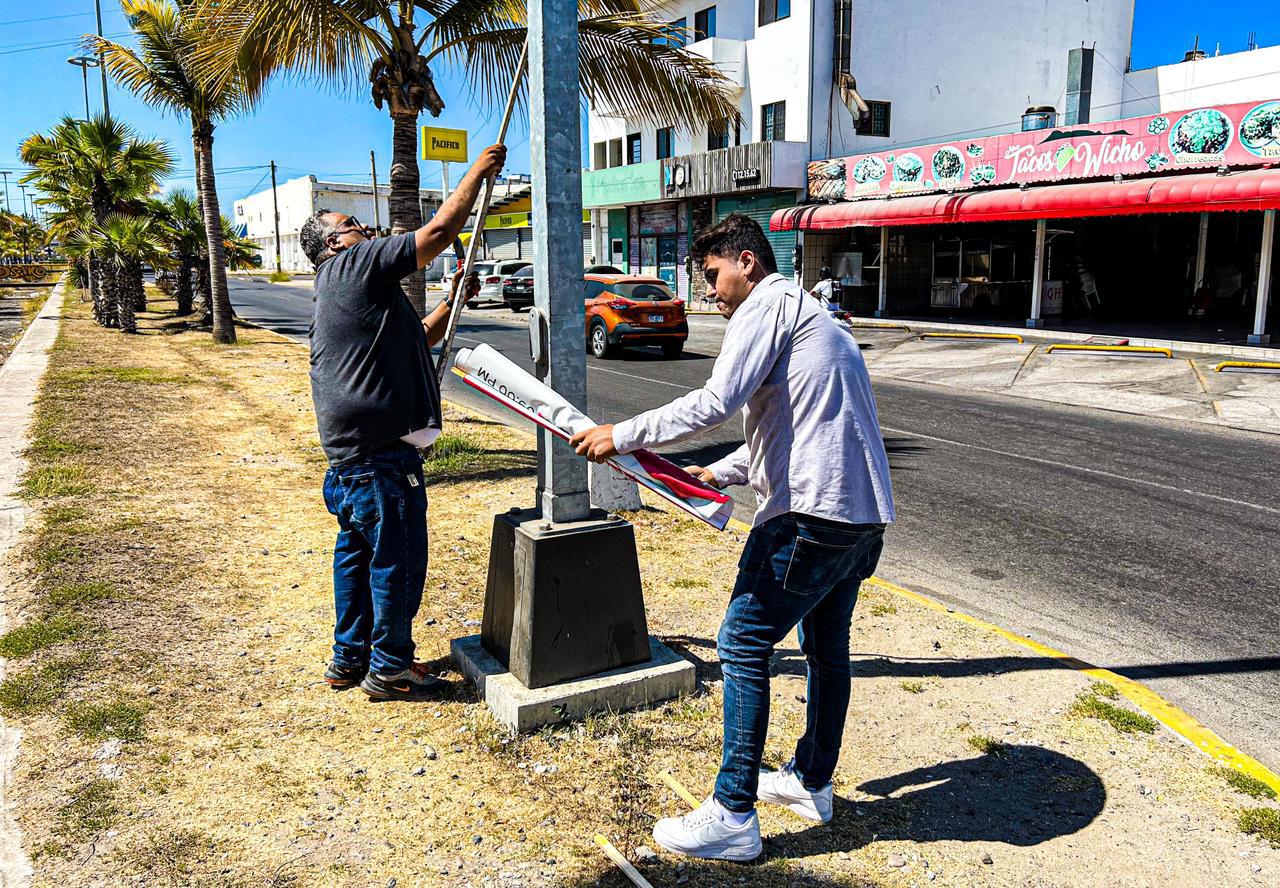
[359, 662, 447, 700]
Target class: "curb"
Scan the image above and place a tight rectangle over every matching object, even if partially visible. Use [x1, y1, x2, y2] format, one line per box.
[1215, 360, 1280, 374]
[1046, 344, 1172, 358]
[0, 279, 64, 888]
[920, 331, 1024, 343]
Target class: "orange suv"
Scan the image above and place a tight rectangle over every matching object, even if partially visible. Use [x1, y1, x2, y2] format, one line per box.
[583, 273, 688, 359]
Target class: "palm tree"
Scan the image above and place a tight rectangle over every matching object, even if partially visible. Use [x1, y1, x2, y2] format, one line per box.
[220, 216, 263, 271]
[20, 115, 172, 328]
[82, 213, 169, 332]
[193, 0, 736, 315]
[152, 189, 204, 314]
[0, 213, 46, 263]
[90, 0, 248, 344]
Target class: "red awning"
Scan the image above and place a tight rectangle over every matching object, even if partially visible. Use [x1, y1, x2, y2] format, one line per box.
[771, 168, 1280, 231]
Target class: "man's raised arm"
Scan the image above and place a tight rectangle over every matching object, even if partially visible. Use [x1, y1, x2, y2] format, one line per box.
[414, 144, 507, 268]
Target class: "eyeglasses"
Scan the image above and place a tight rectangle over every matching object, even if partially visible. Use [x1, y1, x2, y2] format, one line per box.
[335, 216, 365, 234]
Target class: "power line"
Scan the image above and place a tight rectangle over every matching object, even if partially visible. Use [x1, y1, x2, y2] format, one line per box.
[0, 31, 131, 57]
[0, 12, 94, 28]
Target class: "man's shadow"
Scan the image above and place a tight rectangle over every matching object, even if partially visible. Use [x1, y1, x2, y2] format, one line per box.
[766, 745, 1105, 859]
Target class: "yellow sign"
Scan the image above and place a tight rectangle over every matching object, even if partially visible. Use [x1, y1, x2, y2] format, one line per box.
[482, 210, 591, 230]
[421, 126, 468, 163]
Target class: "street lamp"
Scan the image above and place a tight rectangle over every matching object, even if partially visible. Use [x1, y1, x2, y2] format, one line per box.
[67, 56, 101, 121]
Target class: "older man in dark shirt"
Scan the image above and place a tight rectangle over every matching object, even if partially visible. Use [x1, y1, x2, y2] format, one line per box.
[303, 144, 505, 701]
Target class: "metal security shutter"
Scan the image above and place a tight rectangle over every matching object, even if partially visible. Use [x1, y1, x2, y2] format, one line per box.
[717, 195, 796, 278]
[583, 223, 594, 265]
[486, 228, 520, 260]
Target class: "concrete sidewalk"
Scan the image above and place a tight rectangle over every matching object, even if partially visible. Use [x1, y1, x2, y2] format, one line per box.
[856, 328, 1280, 436]
[0, 281, 63, 888]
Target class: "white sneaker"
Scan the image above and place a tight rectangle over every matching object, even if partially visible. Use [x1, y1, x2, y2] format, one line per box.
[652, 796, 762, 861]
[757, 760, 833, 823]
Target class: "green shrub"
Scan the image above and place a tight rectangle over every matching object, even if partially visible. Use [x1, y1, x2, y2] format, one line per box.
[1068, 692, 1157, 734]
[0, 614, 84, 658]
[1211, 766, 1278, 800]
[1238, 807, 1280, 847]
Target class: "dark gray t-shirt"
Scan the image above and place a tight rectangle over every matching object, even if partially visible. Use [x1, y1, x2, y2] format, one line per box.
[309, 232, 442, 466]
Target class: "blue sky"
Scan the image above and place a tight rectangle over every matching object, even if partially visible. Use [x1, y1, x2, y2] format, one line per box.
[0, 0, 1277, 216]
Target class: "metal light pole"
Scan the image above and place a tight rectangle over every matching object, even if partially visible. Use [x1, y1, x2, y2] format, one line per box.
[67, 56, 101, 120]
[370, 150, 382, 234]
[0, 171, 10, 213]
[269, 160, 282, 273]
[529, 0, 590, 522]
[93, 0, 110, 116]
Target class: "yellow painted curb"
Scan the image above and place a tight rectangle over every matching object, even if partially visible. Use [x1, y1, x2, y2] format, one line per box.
[861, 576, 1280, 795]
[1215, 360, 1280, 373]
[1046, 344, 1172, 357]
[920, 332, 1024, 343]
[852, 322, 912, 332]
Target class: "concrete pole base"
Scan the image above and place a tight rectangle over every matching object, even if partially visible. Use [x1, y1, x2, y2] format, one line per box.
[1247, 333, 1272, 345]
[1026, 318, 1045, 329]
[480, 508, 650, 689]
[452, 634, 695, 733]
[874, 310, 891, 319]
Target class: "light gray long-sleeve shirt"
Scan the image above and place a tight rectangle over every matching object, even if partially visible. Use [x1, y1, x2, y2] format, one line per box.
[612, 273, 895, 528]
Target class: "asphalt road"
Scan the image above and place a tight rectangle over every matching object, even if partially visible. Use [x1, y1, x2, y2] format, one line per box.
[229, 276, 1280, 772]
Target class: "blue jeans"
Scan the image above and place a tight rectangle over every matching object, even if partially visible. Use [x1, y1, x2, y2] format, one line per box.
[322, 443, 428, 675]
[715, 512, 885, 813]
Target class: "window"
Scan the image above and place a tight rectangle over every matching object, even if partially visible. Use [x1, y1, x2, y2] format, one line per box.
[626, 133, 642, 164]
[759, 0, 790, 26]
[707, 117, 737, 151]
[761, 101, 786, 141]
[694, 6, 716, 41]
[856, 101, 891, 137]
[608, 138, 622, 167]
[656, 127, 675, 159]
[654, 17, 686, 47]
[593, 142, 607, 170]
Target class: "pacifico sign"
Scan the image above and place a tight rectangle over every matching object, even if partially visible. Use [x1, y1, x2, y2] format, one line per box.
[809, 98, 1280, 202]
[421, 126, 468, 163]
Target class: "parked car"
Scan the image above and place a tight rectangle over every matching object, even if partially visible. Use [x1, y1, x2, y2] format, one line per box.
[586, 264, 623, 275]
[502, 264, 534, 310]
[583, 273, 687, 359]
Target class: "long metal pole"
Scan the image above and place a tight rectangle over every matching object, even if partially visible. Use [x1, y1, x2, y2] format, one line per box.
[1194, 212, 1209, 295]
[0, 172, 10, 212]
[81, 65, 91, 120]
[269, 160, 282, 273]
[94, 0, 110, 116]
[876, 225, 889, 317]
[1028, 218, 1046, 328]
[1249, 209, 1275, 345]
[529, 0, 590, 522]
[434, 40, 529, 385]
[370, 150, 382, 234]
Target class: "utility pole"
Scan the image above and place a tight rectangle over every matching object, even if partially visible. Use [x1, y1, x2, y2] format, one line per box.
[0, 171, 10, 212]
[94, 0, 110, 116]
[370, 150, 381, 234]
[269, 160, 282, 273]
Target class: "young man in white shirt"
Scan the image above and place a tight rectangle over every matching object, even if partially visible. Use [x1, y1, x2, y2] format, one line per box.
[571, 214, 895, 861]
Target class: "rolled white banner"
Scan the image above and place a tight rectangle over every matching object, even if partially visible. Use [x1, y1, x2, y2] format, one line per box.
[453, 344, 734, 531]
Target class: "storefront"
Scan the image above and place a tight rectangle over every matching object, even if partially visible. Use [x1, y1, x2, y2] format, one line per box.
[776, 99, 1280, 344]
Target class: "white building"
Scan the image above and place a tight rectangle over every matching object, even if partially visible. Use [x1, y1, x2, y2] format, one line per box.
[582, 0, 1136, 298]
[1120, 42, 1280, 116]
[233, 176, 534, 272]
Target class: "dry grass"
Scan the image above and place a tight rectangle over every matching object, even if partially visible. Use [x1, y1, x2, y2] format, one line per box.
[6, 294, 1278, 887]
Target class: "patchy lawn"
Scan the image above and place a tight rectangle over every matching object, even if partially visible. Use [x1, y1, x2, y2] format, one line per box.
[4, 294, 1278, 887]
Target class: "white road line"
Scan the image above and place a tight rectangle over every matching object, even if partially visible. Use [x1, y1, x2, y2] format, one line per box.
[882, 425, 1280, 517]
[587, 365, 695, 390]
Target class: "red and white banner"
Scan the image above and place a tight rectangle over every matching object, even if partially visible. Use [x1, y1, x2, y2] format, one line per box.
[808, 99, 1280, 202]
[452, 345, 735, 531]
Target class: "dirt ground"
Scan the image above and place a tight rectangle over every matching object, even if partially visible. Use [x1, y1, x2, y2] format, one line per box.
[2, 292, 1277, 887]
[0, 287, 47, 368]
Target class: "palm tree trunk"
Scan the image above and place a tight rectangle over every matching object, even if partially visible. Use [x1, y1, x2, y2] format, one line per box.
[99, 262, 119, 329]
[389, 112, 426, 316]
[89, 255, 107, 325]
[133, 262, 147, 313]
[175, 258, 194, 315]
[194, 120, 236, 344]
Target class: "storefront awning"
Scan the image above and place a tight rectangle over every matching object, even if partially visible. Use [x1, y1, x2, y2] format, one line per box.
[771, 169, 1280, 231]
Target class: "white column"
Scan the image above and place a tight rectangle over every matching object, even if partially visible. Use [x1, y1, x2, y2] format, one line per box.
[1249, 208, 1275, 345]
[1028, 218, 1047, 328]
[876, 225, 889, 317]
[1194, 212, 1209, 292]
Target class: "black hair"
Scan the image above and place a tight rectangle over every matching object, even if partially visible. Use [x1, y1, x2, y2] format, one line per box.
[300, 209, 337, 268]
[690, 212, 778, 275]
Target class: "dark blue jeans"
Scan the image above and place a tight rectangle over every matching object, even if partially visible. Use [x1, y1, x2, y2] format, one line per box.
[715, 512, 885, 813]
[322, 443, 428, 675]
